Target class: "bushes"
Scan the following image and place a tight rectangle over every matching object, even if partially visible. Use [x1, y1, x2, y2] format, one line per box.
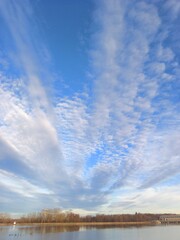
[0, 210, 161, 224]
[0, 213, 11, 223]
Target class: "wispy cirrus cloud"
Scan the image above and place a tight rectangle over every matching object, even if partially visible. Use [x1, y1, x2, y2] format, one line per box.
[0, 0, 67, 212]
[0, 76, 65, 181]
[0, 169, 53, 198]
[0, 0, 49, 106]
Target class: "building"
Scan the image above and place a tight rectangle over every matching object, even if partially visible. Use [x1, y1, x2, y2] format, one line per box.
[159, 215, 180, 224]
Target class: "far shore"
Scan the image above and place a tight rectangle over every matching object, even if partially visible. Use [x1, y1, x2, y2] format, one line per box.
[0, 221, 155, 226]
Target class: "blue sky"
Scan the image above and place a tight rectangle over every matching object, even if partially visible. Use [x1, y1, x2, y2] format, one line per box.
[0, 0, 180, 216]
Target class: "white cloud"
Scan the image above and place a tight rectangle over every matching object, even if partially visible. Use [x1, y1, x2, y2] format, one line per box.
[52, 0, 180, 210]
[156, 45, 175, 62]
[0, 75, 66, 185]
[0, 0, 52, 113]
[55, 97, 90, 176]
[107, 184, 180, 213]
[164, 0, 180, 19]
[0, 169, 53, 198]
[0, 0, 66, 185]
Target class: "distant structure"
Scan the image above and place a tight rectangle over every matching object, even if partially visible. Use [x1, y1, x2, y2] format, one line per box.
[159, 215, 180, 224]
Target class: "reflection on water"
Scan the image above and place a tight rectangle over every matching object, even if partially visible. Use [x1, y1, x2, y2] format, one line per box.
[0, 223, 150, 235]
[0, 224, 81, 238]
[15, 225, 81, 234]
[0, 224, 180, 240]
[80, 223, 149, 230]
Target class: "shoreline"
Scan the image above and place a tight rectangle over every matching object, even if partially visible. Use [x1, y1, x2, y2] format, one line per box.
[0, 221, 154, 227]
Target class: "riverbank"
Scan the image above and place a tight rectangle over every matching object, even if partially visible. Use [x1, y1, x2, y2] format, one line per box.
[0, 221, 154, 227]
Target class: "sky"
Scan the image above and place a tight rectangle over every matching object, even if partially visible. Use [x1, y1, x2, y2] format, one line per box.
[0, 0, 180, 216]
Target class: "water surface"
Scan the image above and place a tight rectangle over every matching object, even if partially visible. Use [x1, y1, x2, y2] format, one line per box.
[0, 224, 180, 240]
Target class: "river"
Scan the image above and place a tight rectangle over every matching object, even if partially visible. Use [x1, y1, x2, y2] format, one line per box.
[0, 224, 180, 240]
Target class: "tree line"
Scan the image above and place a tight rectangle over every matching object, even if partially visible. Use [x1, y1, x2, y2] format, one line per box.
[0, 213, 11, 223]
[0, 209, 161, 223]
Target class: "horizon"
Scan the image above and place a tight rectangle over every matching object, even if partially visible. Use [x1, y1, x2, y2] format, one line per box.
[2, 209, 180, 220]
[0, 0, 180, 216]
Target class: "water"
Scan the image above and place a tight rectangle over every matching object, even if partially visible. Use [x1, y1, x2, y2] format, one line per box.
[0, 224, 180, 240]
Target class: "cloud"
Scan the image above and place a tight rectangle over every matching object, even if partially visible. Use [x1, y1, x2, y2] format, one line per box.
[55, 97, 90, 176]
[0, 76, 67, 184]
[108, 184, 180, 213]
[0, 136, 36, 179]
[0, 0, 53, 113]
[0, 169, 53, 198]
[0, 0, 66, 185]
[156, 45, 175, 62]
[87, 0, 160, 188]
[138, 130, 180, 189]
[164, 0, 180, 19]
